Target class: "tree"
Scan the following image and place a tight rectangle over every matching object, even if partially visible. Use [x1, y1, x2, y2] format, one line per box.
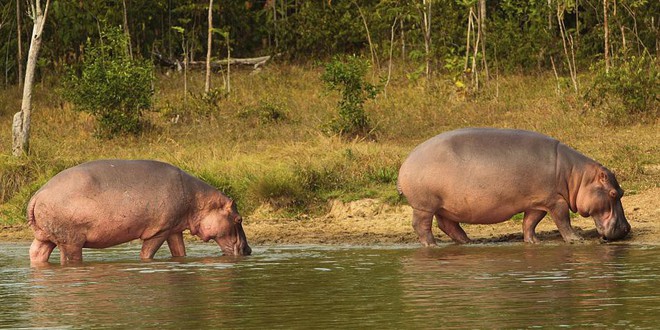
[205, 0, 213, 93]
[16, 0, 23, 87]
[12, 0, 50, 157]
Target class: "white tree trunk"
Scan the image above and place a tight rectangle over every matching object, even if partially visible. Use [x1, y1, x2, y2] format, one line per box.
[122, 0, 133, 59]
[12, 0, 50, 157]
[422, 0, 432, 79]
[205, 0, 213, 93]
[16, 0, 23, 87]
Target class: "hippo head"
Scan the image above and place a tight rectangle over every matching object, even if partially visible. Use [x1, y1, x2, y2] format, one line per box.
[199, 199, 252, 256]
[578, 167, 631, 241]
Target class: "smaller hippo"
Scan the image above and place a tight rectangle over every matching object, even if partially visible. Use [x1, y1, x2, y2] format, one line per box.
[398, 128, 631, 246]
[28, 159, 251, 265]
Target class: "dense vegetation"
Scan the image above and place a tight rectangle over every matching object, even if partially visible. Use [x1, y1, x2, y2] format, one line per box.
[0, 1, 658, 224]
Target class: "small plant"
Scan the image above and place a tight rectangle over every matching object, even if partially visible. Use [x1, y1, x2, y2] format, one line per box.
[585, 55, 658, 124]
[321, 55, 380, 136]
[62, 27, 154, 137]
[238, 101, 289, 124]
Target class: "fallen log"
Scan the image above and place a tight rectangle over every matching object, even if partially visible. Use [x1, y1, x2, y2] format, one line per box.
[153, 52, 273, 70]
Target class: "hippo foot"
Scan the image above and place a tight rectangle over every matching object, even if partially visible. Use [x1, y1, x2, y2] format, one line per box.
[563, 234, 585, 244]
[419, 239, 438, 247]
[523, 235, 540, 244]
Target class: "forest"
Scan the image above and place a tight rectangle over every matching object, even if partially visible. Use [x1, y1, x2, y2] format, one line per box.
[0, 0, 658, 224]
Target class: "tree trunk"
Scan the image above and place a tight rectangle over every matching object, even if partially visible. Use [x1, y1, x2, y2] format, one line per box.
[122, 0, 133, 59]
[603, 0, 610, 73]
[422, 0, 432, 80]
[478, 0, 488, 79]
[12, 0, 50, 157]
[205, 0, 213, 93]
[16, 0, 23, 87]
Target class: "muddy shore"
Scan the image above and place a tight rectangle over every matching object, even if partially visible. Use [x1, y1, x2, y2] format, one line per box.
[2, 187, 658, 246]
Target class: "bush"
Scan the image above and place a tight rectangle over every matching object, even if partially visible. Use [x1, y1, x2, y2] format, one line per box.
[585, 55, 659, 123]
[321, 55, 380, 136]
[62, 27, 154, 137]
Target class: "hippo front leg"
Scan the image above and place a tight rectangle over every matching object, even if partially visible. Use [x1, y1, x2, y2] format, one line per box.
[412, 209, 437, 246]
[549, 202, 583, 243]
[166, 232, 186, 257]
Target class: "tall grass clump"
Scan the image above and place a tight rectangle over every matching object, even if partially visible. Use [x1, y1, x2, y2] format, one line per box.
[62, 27, 154, 137]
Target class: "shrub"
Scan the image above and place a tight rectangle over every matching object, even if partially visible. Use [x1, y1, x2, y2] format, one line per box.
[585, 55, 659, 123]
[62, 27, 154, 137]
[321, 55, 380, 136]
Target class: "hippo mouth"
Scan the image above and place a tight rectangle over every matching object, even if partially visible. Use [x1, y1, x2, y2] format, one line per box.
[214, 238, 252, 256]
[594, 217, 631, 242]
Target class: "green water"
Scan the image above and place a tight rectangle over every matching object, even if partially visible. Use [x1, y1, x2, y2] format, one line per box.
[1, 242, 659, 328]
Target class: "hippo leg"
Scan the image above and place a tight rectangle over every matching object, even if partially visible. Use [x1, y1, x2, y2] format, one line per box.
[549, 202, 583, 243]
[29, 239, 56, 264]
[59, 243, 83, 264]
[522, 210, 547, 244]
[166, 232, 186, 257]
[436, 216, 470, 244]
[140, 235, 167, 260]
[412, 209, 437, 246]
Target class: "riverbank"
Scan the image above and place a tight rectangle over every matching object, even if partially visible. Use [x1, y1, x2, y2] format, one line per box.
[3, 187, 658, 245]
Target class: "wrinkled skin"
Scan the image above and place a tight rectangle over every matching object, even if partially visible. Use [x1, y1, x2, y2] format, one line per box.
[397, 128, 631, 246]
[28, 160, 251, 265]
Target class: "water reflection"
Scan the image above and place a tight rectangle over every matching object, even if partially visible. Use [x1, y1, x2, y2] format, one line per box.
[400, 244, 660, 328]
[27, 256, 241, 328]
[1, 243, 659, 328]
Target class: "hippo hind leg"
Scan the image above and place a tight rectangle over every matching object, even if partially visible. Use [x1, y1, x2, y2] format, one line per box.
[140, 234, 168, 260]
[59, 243, 84, 265]
[412, 209, 437, 247]
[436, 215, 470, 244]
[522, 210, 547, 244]
[29, 239, 56, 264]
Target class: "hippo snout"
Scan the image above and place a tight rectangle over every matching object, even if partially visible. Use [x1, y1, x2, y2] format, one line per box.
[603, 218, 631, 241]
[235, 243, 252, 256]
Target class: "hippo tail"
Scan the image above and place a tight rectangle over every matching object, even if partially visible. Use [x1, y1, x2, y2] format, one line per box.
[396, 179, 403, 196]
[27, 196, 37, 227]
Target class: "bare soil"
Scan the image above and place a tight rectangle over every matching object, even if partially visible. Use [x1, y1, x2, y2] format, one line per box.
[3, 188, 658, 245]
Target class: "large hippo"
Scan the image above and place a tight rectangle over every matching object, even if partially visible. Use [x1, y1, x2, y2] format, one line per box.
[28, 159, 251, 264]
[397, 128, 631, 246]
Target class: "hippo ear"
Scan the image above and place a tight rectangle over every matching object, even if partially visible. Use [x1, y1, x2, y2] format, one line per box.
[224, 199, 234, 211]
[598, 170, 609, 185]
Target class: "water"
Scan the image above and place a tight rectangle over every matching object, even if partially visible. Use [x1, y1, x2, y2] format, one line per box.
[1, 242, 659, 329]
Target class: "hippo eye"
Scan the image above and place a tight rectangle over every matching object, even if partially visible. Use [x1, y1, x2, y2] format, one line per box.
[609, 190, 618, 199]
[235, 216, 243, 224]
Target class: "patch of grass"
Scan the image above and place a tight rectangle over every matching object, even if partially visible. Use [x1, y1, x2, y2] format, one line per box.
[0, 65, 658, 224]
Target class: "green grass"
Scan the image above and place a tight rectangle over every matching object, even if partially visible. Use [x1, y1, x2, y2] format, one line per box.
[1, 64, 658, 224]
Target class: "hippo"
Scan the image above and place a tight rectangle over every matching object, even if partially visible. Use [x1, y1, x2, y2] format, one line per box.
[28, 159, 251, 264]
[397, 128, 631, 246]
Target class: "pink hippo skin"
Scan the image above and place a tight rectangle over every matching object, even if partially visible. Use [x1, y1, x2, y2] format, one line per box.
[397, 128, 631, 246]
[28, 160, 251, 265]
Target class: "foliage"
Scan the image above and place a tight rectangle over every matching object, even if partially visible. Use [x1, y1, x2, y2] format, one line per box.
[61, 27, 154, 137]
[321, 55, 380, 136]
[585, 55, 659, 123]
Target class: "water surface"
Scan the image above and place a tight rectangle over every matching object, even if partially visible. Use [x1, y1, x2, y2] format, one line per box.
[1, 242, 659, 328]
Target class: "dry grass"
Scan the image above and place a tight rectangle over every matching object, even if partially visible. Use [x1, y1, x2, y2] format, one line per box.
[0, 64, 658, 226]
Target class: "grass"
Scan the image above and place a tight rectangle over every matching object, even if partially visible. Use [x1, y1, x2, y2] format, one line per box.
[1, 63, 658, 225]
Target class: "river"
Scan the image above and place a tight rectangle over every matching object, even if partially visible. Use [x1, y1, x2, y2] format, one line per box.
[1, 242, 659, 328]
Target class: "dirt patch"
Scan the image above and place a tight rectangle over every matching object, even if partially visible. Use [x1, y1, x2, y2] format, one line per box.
[3, 188, 658, 245]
